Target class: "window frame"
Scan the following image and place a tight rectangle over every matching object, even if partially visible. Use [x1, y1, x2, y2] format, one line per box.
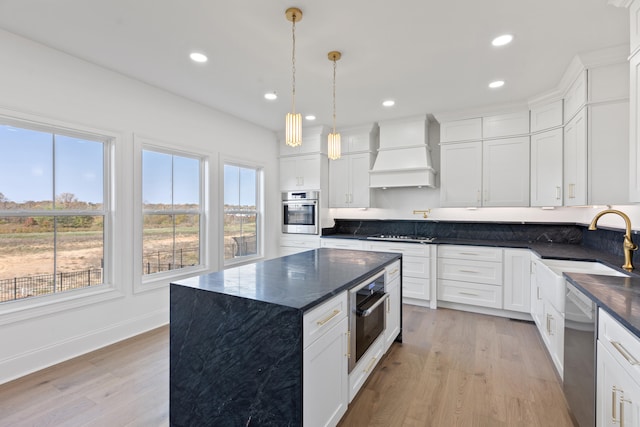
[222, 158, 264, 267]
[135, 136, 209, 292]
[0, 111, 120, 325]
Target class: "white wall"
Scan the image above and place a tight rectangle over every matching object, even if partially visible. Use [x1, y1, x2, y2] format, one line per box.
[0, 29, 280, 384]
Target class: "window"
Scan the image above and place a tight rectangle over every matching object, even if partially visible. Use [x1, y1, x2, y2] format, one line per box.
[0, 122, 108, 304]
[142, 149, 202, 275]
[224, 164, 260, 263]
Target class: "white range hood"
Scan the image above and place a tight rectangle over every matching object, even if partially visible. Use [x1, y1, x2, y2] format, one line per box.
[369, 115, 437, 188]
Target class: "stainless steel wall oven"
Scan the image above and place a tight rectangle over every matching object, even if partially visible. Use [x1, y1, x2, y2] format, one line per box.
[349, 269, 387, 372]
[282, 191, 319, 235]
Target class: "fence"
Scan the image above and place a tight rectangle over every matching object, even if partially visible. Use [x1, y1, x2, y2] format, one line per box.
[0, 269, 103, 303]
[143, 247, 199, 275]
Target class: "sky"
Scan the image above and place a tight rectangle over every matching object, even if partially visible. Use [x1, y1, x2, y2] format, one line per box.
[0, 124, 256, 207]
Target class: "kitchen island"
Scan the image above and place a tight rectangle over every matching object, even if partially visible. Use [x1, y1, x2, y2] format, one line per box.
[169, 248, 401, 426]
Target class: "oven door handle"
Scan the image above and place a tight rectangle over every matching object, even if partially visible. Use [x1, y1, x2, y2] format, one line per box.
[357, 293, 389, 317]
[282, 200, 317, 206]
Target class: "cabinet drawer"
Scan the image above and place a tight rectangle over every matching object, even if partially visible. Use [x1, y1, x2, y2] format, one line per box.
[363, 241, 429, 257]
[438, 245, 502, 262]
[599, 309, 640, 380]
[403, 275, 429, 301]
[303, 292, 348, 349]
[349, 336, 384, 402]
[281, 235, 320, 248]
[437, 258, 502, 285]
[320, 238, 363, 250]
[385, 260, 401, 283]
[403, 256, 429, 279]
[438, 279, 502, 309]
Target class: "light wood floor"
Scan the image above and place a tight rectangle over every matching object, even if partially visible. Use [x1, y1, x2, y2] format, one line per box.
[0, 306, 575, 427]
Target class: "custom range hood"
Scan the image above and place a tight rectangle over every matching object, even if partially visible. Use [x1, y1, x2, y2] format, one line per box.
[369, 115, 437, 188]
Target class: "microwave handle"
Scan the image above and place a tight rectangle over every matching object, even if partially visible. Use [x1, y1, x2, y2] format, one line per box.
[357, 293, 389, 317]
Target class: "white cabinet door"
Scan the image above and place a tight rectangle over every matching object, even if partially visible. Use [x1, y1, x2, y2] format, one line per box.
[564, 71, 587, 123]
[530, 100, 563, 133]
[384, 277, 401, 352]
[280, 154, 322, 191]
[563, 108, 587, 206]
[440, 118, 482, 142]
[329, 156, 350, 208]
[349, 153, 371, 208]
[328, 153, 371, 208]
[503, 249, 531, 313]
[530, 128, 563, 207]
[482, 136, 530, 206]
[543, 301, 564, 379]
[589, 101, 629, 205]
[482, 111, 529, 138]
[630, 52, 640, 202]
[303, 317, 349, 427]
[530, 258, 544, 330]
[440, 141, 482, 207]
[597, 341, 640, 427]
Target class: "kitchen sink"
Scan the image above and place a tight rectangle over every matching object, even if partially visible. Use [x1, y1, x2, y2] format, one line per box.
[536, 259, 629, 313]
[538, 259, 629, 278]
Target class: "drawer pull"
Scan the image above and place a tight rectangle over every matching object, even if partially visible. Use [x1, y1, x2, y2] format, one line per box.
[388, 268, 399, 275]
[621, 395, 631, 427]
[365, 356, 378, 373]
[459, 252, 480, 256]
[317, 309, 340, 326]
[459, 291, 479, 297]
[611, 340, 640, 366]
[459, 269, 480, 274]
[346, 330, 351, 359]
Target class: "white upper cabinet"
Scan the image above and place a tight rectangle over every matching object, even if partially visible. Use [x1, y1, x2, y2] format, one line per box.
[439, 118, 482, 142]
[530, 128, 563, 207]
[632, 0, 640, 54]
[482, 111, 530, 139]
[279, 125, 329, 157]
[530, 100, 563, 133]
[563, 109, 587, 206]
[329, 153, 371, 208]
[280, 154, 323, 191]
[482, 137, 530, 207]
[563, 71, 587, 122]
[440, 141, 482, 207]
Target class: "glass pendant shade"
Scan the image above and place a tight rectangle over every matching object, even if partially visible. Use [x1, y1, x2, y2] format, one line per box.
[286, 113, 302, 147]
[328, 132, 341, 160]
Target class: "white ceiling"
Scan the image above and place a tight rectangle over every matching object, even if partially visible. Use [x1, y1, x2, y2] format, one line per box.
[0, 0, 630, 131]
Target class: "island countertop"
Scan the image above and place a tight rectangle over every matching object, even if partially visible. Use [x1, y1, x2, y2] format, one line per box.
[171, 247, 401, 312]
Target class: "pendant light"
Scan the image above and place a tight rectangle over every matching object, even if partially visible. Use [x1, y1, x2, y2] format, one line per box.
[327, 51, 342, 160]
[285, 7, 303, 147]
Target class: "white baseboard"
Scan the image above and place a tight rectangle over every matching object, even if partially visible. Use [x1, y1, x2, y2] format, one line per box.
[0, 308, 168, 385]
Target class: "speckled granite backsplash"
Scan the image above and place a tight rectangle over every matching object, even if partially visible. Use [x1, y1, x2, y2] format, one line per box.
[324, 219, 640, 264]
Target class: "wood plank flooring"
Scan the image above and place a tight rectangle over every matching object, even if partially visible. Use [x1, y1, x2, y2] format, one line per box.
[0, 306, 575, 426]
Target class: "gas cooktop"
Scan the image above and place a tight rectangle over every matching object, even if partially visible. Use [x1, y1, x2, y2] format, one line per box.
[366, 234, 435, 243]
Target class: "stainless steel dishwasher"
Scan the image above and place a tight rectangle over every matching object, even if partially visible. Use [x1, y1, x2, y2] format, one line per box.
[563, 281, 597, 427]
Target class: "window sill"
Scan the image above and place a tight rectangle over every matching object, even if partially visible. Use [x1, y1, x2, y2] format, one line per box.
[136, 265, 210, 293]
[0, 285, 124, 326]
[224, 255, 264, 269]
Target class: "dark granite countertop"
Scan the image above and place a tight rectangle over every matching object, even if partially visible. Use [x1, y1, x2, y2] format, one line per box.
[565, 273, 640, 338]
[171, 248, 400, 312]
[321, 234, 636, 276]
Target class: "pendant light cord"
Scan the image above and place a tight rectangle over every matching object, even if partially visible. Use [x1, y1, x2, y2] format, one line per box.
[332, 57, 337, 133]
[291, 16, 297, 113]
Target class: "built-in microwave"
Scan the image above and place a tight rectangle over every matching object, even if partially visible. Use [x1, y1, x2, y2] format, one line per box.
[282, 191, 319, 235]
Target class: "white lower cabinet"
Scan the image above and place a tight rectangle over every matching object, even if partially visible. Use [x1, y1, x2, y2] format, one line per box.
[384, 275, 401, 352]
[529, 256, 544, 330]
[348, 336, 384, 403]
[598, 309, 640, 427]
[437, 245, 503, 309]
[303, 292, 348, 427]
[503, 249, 531, 313]
[280, 234, 320, 257]
[542, 300, 564, 378]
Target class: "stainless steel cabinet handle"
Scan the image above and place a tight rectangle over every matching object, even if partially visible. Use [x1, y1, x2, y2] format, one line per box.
[317, 309, 340, 326]
[555, 186, 561, 200]
[611, 340, 640, 366]
[346, 330, 351, 359]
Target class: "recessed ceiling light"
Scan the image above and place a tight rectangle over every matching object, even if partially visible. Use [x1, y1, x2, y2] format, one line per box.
[190, 52, 208, 63]
[489, 80, 505, 89]
[492, 34, 513, 47]
[264, 92, 277, 100]
[305, 115, 316, 121]
[382, 100, 395, 107]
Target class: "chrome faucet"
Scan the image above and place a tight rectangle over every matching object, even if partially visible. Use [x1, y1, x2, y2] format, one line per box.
[588, 209, 638, 272]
